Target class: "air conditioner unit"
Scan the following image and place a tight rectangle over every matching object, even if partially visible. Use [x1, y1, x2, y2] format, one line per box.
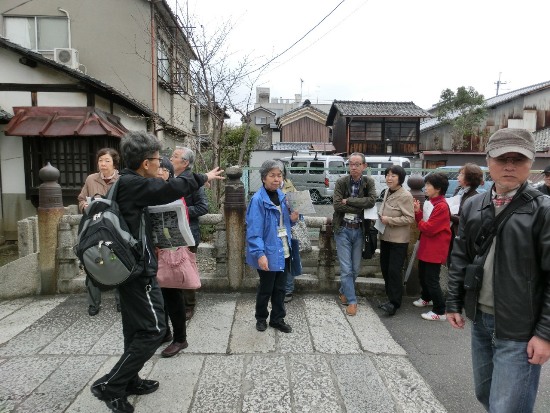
[53, 48, 79, 70]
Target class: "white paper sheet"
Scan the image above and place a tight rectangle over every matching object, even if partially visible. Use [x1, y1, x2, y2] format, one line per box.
[446, 194, 461, 215]
[364, 206, 378, 220]
[374, 219, 385, 234]
[148, 199, 195, 247]
[423, 200, 434, 221]
[285, 190, 316, 214]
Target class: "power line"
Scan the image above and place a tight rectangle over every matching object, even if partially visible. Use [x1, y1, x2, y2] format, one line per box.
[242, 0, 346, 78]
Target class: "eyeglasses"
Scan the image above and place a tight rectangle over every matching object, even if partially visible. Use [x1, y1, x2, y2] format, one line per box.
[492, 156, 530, 166]
[146, 157, 161, 162]
[349, 163, 364, 168]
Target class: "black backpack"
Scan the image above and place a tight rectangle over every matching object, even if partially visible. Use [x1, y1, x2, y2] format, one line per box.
[73, 180, 144, 290]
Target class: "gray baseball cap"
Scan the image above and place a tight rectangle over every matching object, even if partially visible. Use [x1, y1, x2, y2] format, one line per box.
[485, 128, 535, 160]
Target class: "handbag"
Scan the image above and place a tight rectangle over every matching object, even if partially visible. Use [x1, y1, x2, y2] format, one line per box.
[156, 246, 201, 289]
[291, 217, 312, 252]
[362, 220, 378, 259]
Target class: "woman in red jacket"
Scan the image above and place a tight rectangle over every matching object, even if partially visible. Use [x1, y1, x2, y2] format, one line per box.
[413, 173, 452, 321]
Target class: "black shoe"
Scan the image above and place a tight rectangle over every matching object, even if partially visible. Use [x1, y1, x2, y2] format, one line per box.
[256, 320, 267, 332]
[90, 381, 109, 401]
[116, 304, 121, 312]
[88, 306, 99, 316]
[379, 302, 397, 316]
[269, 320, 292, 333]
[162, 332, 173, 344]
[105, 396, 134, 413]
[126, 378, 159, 396]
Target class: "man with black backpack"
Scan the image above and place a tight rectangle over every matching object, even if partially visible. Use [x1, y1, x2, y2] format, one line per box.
[447, 128, 550, 413]
[90, 131, 223, 413]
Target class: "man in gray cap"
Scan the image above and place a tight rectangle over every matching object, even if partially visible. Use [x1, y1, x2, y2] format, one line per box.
[536, 165, 550, 195]
[447, 128, 550, 412]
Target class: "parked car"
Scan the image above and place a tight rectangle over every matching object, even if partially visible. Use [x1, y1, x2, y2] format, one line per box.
[429, 166, 493, 197]
[281, 153, 346, 203]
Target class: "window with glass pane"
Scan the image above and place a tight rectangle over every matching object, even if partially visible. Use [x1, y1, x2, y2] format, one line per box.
[37, 18, 68, 50]
[366, 122, 382, 141]
[5, 16, 68, 51]
[291, 161, 307, 174]
[157, 41, 171, 83]
[310, 161, 324, 174]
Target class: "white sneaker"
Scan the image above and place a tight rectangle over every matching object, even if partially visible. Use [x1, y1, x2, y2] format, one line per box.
[413, 298, 433, 307]
[421, 311, 447, 321]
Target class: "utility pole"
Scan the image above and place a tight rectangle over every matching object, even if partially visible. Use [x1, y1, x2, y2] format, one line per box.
[494, 72, 507, 96]
[300, 78, 304, 100]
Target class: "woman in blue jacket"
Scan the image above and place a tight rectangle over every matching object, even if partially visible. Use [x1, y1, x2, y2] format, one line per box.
[246, 160, 299, 333]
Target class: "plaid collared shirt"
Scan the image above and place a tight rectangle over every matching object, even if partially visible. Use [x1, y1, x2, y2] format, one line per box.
[347, 176, 362, 224]
[492, 188, 518, 207]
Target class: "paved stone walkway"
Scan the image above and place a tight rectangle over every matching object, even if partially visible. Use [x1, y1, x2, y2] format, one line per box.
[0, 293, 445, 412]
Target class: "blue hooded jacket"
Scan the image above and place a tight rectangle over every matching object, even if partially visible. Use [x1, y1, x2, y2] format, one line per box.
[246, 186, 293, 271]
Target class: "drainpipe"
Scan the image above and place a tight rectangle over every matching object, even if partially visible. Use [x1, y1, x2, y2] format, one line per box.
[58, 8, 71, 49]
[150, 2, 157, 132]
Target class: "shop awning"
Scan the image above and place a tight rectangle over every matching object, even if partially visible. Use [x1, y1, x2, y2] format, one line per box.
[4, 106, 128, 137]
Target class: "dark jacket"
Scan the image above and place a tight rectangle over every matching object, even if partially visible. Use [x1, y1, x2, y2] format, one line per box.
[450, 186, 480, 235]
[447, 182, 550, 341]
[183, 186, 208, 245]
[116, 168, 207, 278]
[332, 175, 376, 232]
[536, 183, 550, 196]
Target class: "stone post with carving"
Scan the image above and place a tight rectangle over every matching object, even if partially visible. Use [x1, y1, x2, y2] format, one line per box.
[224, 166, 246, 289]
[37, 162, 65, 294]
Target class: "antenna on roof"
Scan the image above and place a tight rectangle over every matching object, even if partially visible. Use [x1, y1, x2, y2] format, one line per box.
[494, 72, 508, 96]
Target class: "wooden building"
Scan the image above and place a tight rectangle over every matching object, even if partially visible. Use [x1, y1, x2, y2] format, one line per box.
[326, 101, 432, 156]
[277, 101, 329, 143]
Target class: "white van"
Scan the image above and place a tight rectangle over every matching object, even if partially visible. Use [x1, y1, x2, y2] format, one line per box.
[281, 154, 346, 203]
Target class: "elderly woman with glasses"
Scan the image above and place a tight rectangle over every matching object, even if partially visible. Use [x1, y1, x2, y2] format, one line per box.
[246, 159, 299, 333]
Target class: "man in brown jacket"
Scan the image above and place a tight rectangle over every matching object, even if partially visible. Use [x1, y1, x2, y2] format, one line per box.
[333, 153, 376, 316]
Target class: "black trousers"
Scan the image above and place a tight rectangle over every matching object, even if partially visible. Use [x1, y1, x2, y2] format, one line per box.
[418, 260, 446, 315]
[162, 287, 186, 343]
[255, 258, 289, 323]
[183, 245, 199, 309]
[97, 276, 166, 398]
[379, 240, 408, 308]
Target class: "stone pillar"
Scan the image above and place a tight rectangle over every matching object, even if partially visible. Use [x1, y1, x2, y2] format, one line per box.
[37, 162, 65, 294]
[224, 166, 246, 289]
[405, 174, 425, 296]
[317, 218, 336, 290]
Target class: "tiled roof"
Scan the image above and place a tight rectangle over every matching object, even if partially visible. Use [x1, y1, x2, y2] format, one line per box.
[279, 103, 327, 119]
[0, 108, 12, 122]
[249, 106, 276, 116]
[272, 142, 315, 151]
[533, 128, 550, 152]
[326, 101, 432, 125]
[0, 37, 165, 124]
[421, 80, 550, 132]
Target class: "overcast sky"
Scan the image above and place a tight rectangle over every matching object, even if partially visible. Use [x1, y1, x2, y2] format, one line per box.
[169, 0, 549, 121]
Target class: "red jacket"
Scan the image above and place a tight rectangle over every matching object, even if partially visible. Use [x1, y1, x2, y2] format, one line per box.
[415, 195, 452, 264]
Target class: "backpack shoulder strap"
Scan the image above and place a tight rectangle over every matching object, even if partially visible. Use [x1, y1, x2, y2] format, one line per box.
[105, 179, 120, 201]
[475, 184, 542, 257]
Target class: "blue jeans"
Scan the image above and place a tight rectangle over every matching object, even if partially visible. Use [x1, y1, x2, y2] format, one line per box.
[471, 311, 541, 413]
[335, 227, 363, 305]
[285, 272, 294, 294]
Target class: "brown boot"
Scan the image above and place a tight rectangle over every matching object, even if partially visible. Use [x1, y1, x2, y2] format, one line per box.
[346, 304, 357, 316]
